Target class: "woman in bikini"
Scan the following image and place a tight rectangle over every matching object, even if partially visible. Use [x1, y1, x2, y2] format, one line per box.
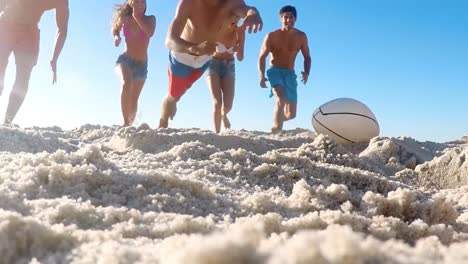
[112, 0, 155, 127]
[206, 15, 245, 134]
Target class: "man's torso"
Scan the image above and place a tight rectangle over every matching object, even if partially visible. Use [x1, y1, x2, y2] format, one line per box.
[269, 29, 305, 70]
[181, 0, 236, 44]
[0, 0, 61, 25]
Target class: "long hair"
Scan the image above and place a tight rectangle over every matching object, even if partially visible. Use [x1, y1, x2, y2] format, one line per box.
[111, 1, 133, 36]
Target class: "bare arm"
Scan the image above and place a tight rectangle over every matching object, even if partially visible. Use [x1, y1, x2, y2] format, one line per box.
[165, 0, 197, 53]
[301, 34, 311, 84]
[258, 33, 271, 87]
[236, 27, 245, 61]
[49, 0, 69, 84]
[112, 17, 124, 47]
[134, 15, 156, 38]
[231, 0, 263, 33]
[51, 0, 69, 63]
[112, 20, 123, 39]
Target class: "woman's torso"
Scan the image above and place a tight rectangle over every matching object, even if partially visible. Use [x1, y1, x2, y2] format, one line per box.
[0, 0, 56, 26]
[213, 27, 238, 61]
[122, 16, 152, 61]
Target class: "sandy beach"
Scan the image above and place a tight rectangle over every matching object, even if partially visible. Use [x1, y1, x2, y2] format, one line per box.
[1, 124, 468, 263]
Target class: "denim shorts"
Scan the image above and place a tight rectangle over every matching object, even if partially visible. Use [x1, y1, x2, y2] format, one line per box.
[116, 53, 148, 80]
[207, 58, 235, 79]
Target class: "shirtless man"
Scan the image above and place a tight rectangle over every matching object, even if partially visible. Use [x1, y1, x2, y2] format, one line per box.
[259, 5, 311, 134]
[159, 0, 262, 128]
[0, 0, 69, 125]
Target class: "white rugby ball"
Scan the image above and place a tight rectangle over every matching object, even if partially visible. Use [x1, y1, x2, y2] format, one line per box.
[312, 98, 379, 144]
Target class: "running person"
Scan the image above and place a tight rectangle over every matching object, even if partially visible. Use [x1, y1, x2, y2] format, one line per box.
[0, 0, 69, 125]
[159, 0, 262, 128]
[205, 15, 245, 133]
[112, 0, 155, 126]
[258, 5, 311, 134]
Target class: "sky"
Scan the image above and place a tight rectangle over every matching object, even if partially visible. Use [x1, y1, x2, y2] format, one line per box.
[1, 0, 467, 142]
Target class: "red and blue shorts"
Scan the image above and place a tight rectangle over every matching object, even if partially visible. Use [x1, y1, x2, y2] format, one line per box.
[168, 53, 211, 99]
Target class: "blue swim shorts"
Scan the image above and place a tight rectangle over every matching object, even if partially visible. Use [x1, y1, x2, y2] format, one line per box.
[266, 66, 298, 103]
[116, 53, 148, 80]
[207, 58, 235, 79]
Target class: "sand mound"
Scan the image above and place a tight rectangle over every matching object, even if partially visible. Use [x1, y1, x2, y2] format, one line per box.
[1, 125, 467, 263]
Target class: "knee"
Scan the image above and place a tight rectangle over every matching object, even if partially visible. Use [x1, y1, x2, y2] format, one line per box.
[213, 99, 222, 111]
[10, 86, 28, 99]
[222, 105, 232, 115]
[122, 79, 133, 90]
[165, 95, 178, 103]
[12, 78, 30, 95]
[275, 98, 284, 107]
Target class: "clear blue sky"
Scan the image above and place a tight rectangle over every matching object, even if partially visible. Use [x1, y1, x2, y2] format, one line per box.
[1, 0, 467, 142]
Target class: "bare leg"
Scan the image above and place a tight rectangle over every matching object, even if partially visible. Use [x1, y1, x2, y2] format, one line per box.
[221, 76, 235, 130]
[116, 63, 134, 126]
[129, 79, 145, 125]
[0, 43, 12, 97]
[271, 85, 286, 134]
[206, 75, 222, 133]
[4, 62, 34, 125]
[159, 95, 178, 128]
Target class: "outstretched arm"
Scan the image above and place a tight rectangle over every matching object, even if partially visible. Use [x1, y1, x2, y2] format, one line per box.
[301, 34, 311, 84]
[166, 0, 216, 55]
[232, 1, 263, 34]
[50, 0, 69, 84]
[236, 27, 245, 61]
[258, 33, 271, 88]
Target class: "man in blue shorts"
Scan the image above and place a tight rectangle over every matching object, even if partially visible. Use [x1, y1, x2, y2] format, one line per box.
[258, 5, 311, 134]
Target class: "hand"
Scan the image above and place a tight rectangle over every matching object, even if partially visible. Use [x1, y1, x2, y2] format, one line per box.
[301, 71, 309, 84]
[260, 77, 268, 88]
[241, 9, 263, 34]
[191, 41, 217, 56]
[50, 59, 57, 84]
[236, 53, 244, 61]
[114, 36, 121, 47]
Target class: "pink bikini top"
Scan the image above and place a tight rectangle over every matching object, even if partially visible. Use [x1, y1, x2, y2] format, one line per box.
[122, 23, 147, 40]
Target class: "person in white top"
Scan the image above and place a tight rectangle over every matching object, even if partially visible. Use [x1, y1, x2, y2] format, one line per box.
[205, 14, 245, 133]
[159, 0, 262, 128]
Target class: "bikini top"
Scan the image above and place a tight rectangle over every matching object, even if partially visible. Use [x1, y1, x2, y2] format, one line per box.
[216, 42, 235, 55]
[122, 23, 147, 40]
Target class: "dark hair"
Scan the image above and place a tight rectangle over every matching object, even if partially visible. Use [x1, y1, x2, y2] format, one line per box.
[280, 5, 297, 18]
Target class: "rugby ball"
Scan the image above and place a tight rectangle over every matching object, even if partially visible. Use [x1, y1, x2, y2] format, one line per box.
[312, 98, 379, 144]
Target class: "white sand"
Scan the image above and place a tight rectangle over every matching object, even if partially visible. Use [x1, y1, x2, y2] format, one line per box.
[1, 124, 467, 263]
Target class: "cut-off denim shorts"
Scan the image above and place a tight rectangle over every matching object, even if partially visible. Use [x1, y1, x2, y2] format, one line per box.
[116, 53, 148, 80]
[207, 58, 235, 79]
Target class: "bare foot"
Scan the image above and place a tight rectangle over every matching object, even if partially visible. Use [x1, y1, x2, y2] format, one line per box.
[122, 122, 131, 127]
[271, 126, 282, 134]
[3, 116, 13, 127]
[159, 118, 168, 128]
[222, 115, 231, 129]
